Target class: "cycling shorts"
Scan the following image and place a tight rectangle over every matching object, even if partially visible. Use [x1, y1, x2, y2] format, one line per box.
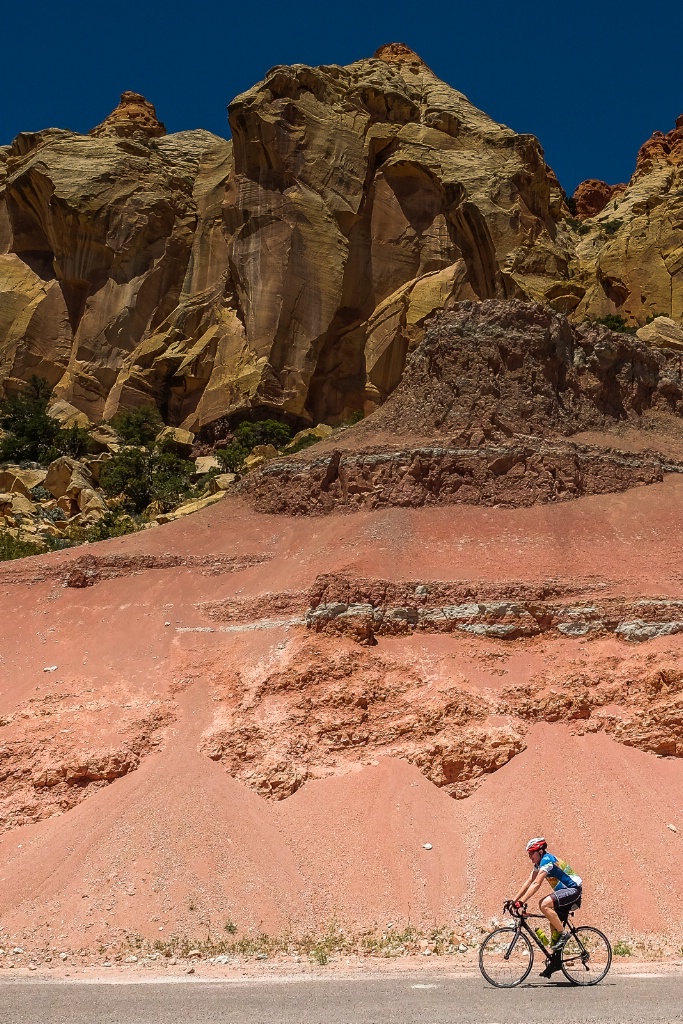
[551, 884, 582, 910]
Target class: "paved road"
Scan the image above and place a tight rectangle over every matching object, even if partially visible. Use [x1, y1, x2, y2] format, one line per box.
[1, 974, 681, 1024]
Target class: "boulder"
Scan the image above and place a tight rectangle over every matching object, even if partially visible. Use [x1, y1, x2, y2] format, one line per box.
[0, 492, 36, 516]
[0, 467, 47, 498]
[77, 488, 108, 516]
[193, 455, 220, 477]
[47, 400, 92, 429]
[244, 445, 279, 470]
[87, 425, 121, 453]
[636, 317, 683, 351]
[284, 425, 334, 452]
[209, 473, 237, 493]
[155, 491, 225, 523]
[155, 426, 195, 456]
[44, 457, 94, 500]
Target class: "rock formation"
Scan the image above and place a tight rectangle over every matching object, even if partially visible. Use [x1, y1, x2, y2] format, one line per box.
[0, 46, 682, 450]
[571, 178, 627, 220]
[568, 113, 683, 325]
[89, 91, 167, 139]
[241, 300, 683, 515]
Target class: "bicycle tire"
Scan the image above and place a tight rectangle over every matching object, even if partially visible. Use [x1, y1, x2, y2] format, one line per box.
[560, 926, 612, 985]
[479, 927, 534, 988]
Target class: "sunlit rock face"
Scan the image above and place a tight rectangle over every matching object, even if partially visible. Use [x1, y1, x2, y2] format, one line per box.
[0, 49, 681, 434]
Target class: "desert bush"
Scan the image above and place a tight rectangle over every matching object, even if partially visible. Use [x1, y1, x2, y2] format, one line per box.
[591, 314, 637, 335]
[233, 419, 291, 451]
[613, 939, 633, 956]
[0, 530, 46, 561]
[83, 512, 141, 542]
[100, 446, 194, 515]
[566, 217, 591, 236]
[602, 218, 623, 236]
[216, 442, 249, 474]
[109, 405, 163, 448]
[0, 376, 91, 464]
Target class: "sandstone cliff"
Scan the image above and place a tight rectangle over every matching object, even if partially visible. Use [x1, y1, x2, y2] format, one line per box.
[1, 46, 682, 435]
[570, 114, 683, 323]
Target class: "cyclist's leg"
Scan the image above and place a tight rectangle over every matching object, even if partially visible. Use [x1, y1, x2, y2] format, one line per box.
[539, 893, 563, 935]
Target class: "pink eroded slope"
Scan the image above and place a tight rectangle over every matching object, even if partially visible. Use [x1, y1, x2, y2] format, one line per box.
[0, 475, 683, 946]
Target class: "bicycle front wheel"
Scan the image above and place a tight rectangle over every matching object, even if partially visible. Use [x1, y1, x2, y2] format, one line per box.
[561, 926, 612, 985]
[479, 927, 534, 988]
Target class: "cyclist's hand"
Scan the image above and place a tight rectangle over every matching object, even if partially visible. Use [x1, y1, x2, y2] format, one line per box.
[514, 900, 523, 909]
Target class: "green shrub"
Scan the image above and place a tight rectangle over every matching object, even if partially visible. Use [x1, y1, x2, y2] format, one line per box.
[83, 512, 141, 542]
[0, 530, 46, 561]
[100, 448, 152, 514]
[591, 314, 637, 335]
[613, 940, 633, 956]
[149, 450, 195, 510]
[216, 442, 250, 474]
[0, 376, 92, 464]
[109, 406, 163, 448]
[566, 217, 591, 236]
[233, 419, 291, 451]
[100, 445, 193, 515]
[602, 219, 623, 236]
[56, 423, 92, 459]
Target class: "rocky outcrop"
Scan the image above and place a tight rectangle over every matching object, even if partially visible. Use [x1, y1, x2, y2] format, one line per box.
[633, 114, 683, 178]
[1, 51, 682, 433]
[569, 113, 683, 325]
[0, 698, 173, 832]
[0, 118, 231, 423]
[89, 91, 167, 139]
[0, 47, 570, 432]
[241, 301, 683, 514]
[202, 572, 683, 647]
[199, 634, 683, 800]
[572, 178, 627, 219]
[244, 439, 678, 516]
[637, 316, 683, 351]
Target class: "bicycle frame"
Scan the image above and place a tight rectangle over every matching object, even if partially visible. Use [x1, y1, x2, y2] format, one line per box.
[504, 904, 586, 966]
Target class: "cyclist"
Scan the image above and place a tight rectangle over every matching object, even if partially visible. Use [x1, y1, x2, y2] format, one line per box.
[511, 837, 583, 958]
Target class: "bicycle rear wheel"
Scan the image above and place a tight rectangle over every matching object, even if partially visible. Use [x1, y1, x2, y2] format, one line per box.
[560, 926, 612, 985]
[479, 927, 534, 988]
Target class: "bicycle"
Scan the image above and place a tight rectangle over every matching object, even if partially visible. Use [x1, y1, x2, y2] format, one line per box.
[479, 898, 612, 988]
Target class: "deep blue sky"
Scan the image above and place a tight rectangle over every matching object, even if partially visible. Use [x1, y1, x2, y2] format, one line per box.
[2, 0, 681, 193]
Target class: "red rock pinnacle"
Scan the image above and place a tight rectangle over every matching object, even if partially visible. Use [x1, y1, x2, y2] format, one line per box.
[372, 43, 426, 66]
[90, 91, 166, 139]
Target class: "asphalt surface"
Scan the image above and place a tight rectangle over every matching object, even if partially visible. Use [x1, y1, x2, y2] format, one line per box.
[1, 974, 682, 1024]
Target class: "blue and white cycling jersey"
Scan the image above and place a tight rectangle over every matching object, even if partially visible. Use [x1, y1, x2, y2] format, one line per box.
[537, 852, 582, 890]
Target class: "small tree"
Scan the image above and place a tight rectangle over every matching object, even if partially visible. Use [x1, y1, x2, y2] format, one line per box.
[0, 376, 91, 464]
[149, 449, 194, 510]
[100, 448, 152, 514]
[0, 377, 61, 463]
[233, 419, 291, 451]
[99, 444, 194, 514]
[216, 442, 250, 474]
[110, 406, 163, 448]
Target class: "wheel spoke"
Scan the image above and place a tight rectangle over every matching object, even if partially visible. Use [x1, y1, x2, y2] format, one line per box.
[560, 926, 612, 985]
[479, 927, 533, 988]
